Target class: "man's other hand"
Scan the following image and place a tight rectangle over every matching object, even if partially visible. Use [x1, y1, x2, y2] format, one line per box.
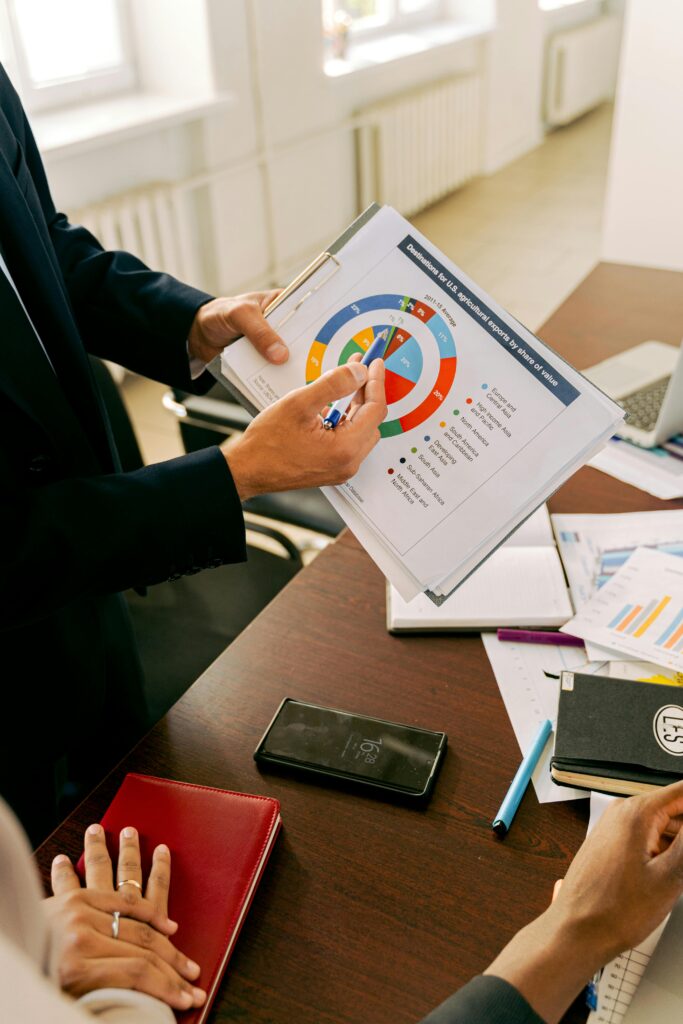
[188, 291, 287, 365]
[223, 359, 387, 501]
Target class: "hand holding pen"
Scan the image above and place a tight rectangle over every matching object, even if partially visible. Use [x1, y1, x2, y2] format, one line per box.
[224, 358, 387, 500]
[323, 329, 389, 429]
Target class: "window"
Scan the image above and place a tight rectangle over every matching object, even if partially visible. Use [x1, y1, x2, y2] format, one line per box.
[538, 0, 594, 10]
[323, 0, 443, 49]
[1, 0, 135, 112]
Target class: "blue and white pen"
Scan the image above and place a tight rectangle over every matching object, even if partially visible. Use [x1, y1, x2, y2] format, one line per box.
[492, 718, 553, 836]
[322, 329, 388, 429]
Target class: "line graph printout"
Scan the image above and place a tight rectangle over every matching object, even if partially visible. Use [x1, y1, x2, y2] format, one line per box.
[553, 510, 683, 610]
[562, 548, 683, 672]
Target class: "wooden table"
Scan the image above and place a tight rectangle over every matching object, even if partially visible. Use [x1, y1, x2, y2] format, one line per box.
[37, 263, 683, 1023]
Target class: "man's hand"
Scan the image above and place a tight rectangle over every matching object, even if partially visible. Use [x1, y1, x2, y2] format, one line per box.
[224, 358, 387, 501]
[188, 291, 287, 366]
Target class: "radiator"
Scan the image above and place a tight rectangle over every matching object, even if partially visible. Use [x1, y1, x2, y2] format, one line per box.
[357, 74, 482, 217]
[545, 15, 621, 127]
[71, 182, 197, 284]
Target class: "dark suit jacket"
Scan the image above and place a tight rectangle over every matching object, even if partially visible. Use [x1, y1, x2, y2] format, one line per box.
[0, 65, 246, 823]
[420, 976, 545, 1023]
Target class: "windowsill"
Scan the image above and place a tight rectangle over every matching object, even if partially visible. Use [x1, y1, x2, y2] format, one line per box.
[32, 90, 235, 159]
[539, 0, 597, 10]
[324, 20, 493, 78]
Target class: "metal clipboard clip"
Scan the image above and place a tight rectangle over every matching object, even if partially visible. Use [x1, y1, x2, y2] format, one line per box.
[266, 251, 342, 332]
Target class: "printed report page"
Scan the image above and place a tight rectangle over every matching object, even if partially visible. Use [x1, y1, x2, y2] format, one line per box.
[222, 206, 622, 593]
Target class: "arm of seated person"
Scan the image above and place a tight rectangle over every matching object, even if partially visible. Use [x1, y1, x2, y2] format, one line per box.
[419, 780, 683, 1024]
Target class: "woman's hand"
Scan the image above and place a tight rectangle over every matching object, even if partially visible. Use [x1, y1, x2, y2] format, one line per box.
[484, 781, 683, 1024]
[44, 824, 206, 1012]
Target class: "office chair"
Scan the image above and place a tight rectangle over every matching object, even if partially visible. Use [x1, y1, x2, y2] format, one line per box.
[90, 358, 302, 724]
[162, 382, 345, 539]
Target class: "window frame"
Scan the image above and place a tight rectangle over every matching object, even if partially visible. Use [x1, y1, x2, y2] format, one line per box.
[324, 0, 445, 43]
[1, 0, 137, 114]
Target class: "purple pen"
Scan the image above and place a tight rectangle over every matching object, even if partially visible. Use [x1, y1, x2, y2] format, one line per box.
[497, 629, 585, 648]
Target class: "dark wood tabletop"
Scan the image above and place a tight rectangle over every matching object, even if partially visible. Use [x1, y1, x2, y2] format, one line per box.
[37, 262, 683, 1023]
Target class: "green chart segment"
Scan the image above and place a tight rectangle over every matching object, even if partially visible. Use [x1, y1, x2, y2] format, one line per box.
[305, 294, 457, 437]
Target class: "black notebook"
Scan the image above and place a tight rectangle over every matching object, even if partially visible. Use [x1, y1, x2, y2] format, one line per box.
[551, 672, 683, 796]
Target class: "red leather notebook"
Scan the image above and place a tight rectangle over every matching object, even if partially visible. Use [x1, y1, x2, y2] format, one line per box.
[76, 773, 281, 1023]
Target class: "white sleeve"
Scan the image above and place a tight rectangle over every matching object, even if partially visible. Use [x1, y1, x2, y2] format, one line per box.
[186, 339, 208, 380]
[79, 989, 175, 1023]
[0, 932, 173, 1024]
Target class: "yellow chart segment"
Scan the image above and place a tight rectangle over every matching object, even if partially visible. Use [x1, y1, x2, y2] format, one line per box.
[634, 595, 671, 638]
[305, 341, 326, 382]
[306, 326, 375, 383]
[351, 326, 374, 352]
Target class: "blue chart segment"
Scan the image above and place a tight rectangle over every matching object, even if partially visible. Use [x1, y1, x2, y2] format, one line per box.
[305, 293, 457, 438]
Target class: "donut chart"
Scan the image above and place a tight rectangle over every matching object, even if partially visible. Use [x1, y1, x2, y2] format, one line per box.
[306, 294, 457, 438]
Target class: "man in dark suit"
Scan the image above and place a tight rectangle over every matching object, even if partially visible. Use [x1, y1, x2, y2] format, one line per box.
[0, 64, 386, 842]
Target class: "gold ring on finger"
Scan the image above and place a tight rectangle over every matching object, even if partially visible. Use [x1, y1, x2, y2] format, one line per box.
[117, 878, 142, 891]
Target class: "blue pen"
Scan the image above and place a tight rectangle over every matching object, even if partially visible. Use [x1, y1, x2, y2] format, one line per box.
[492, 719, 553, 837]
[322, 328, 388, 429]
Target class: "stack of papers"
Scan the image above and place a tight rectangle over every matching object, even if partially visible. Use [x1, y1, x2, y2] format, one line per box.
[387, 505, 572, 629]
[589, 437, 683, 500]
[561, 547, 683, 673]
[215, 204, 623, 604]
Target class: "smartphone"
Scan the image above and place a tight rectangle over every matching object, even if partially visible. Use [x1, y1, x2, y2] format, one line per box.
[254, 698, 447, 801]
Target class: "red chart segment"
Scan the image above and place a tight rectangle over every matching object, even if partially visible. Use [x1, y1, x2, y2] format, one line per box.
[399, 357, 457, 433]
[385, 368, 417, 404]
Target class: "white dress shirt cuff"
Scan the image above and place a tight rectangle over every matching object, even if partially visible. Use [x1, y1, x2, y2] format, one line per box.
[186, 340, 208, 381]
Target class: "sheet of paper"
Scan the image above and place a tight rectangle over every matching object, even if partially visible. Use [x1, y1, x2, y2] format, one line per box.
[589, 438, 683, 500]
[481, 635, 606, 803]
[562, 547, 683, 673]
[585, 793, 674, 1024]
[388, 546, 572, 628]
[553, 510, 683, 610]
[623, 898, 683, 1022]
[588, 920, 671, 1024]
[220, 205, 622, 597]
[607, 660, 683, 685]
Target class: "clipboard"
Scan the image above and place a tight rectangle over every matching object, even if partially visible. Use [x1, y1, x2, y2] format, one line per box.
[207, 202, 382, 406]
[205, 201, 624, 607]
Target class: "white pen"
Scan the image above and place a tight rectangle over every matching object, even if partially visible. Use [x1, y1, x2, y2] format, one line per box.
[322, 329, 388, 429]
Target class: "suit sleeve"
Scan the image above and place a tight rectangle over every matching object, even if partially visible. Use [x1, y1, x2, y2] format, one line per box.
[0, 447, 247, 631]
[0, 63, 215, 395]
[418, 976, 546, 1024]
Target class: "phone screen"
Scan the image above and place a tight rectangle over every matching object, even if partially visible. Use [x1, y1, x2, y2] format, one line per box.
[256, 699, 446, 794]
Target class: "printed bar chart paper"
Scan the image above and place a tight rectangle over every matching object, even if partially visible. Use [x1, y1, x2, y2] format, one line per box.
[561, 548, 683, 673]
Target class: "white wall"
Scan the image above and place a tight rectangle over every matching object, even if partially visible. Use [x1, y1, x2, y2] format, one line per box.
[601, 0, 683, 272]
[34, 0, 619, 298]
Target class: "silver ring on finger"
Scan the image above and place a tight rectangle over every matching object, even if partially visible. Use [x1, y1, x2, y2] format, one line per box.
[111, 910, 121, 939]
[117, 878, 142, 892]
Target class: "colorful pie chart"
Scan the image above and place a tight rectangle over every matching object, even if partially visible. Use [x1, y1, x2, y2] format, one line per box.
[305, 294, 457, 438]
